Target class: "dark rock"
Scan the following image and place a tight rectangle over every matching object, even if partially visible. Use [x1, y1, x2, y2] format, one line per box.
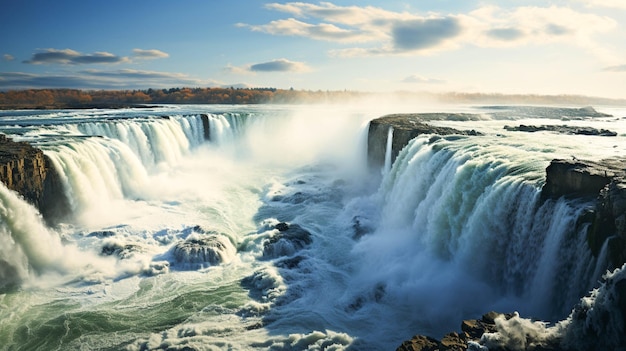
[87, 230, 116, 238]
[541, 158, 621, 200]
[275, 255, 305, 269]
[398, 312, 516, 351]
[541, 158, 626, 267]
[101, 242, 142, 259]
[0, 134, 69, 223]
[263, 223, 312, 258]
[368, 114, 482, 169]
[275, 222, 290, 232]
[171, 234, 235, 268]
[200, 114, 211, 140]
[396, 335, 440, 351]
[504, 124, 617, 136]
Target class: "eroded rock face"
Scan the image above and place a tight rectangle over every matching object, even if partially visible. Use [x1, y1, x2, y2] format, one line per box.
[367, 114, 481, 169]
[541, 159, 619, 199]
[0, 134, 68, 223]
[541, 158, 626, 268]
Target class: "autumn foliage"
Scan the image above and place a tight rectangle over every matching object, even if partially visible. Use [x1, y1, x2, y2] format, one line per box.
[0, 87, 364, 109]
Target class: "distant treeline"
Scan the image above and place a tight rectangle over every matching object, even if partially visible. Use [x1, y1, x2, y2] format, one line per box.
[0, 87, 366, 109]
[1, 87, 625, 109]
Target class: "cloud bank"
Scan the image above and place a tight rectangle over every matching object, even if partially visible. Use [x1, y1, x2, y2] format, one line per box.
[0, 69, 211, 90]
[241, 2, 618, 57]
[23, 48, 170, 65]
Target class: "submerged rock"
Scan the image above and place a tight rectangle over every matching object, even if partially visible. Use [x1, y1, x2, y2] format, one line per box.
[101, 242, 143, 259]
[171, 234, 236, 269]
[263, 222, 312, 258]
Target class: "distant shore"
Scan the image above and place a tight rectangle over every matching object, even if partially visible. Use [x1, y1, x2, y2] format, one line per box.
[2, 88, 626, 111]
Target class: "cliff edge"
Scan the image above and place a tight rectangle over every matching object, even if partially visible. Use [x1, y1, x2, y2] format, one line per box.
[0, 134, 68, 222]
[367, 113, 481, 169]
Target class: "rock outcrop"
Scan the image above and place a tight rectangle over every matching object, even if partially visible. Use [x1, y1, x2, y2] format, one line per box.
[0, 134, 68, 222]
[541, 158, 626, 269]
[504, 124, 617, 136]
[200, 114, 211, 140]
[368, 114, 481, 169]
[397, 312, 524, 351]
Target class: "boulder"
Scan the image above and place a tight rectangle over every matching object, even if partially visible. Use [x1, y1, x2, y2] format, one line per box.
[397, 312, 515, 351]
[263, 222, 312, 258]
[171, 234, 236, 269]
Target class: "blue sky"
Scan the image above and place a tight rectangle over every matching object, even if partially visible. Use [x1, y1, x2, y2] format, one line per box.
[1, 0, 625, 98]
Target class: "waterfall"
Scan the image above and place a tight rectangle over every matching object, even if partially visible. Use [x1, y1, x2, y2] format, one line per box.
[382, 126, 394, 176]
[0, 184, 65, 290]
[205, 112, 249, 145]
[354, 134, 606, 323]
[38, 114, 217, 223]
[60, 115, 206, 168]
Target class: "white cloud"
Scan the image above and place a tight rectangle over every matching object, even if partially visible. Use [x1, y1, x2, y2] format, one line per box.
[3, 54, 14, 61]
[132, 49, 169, 59]
[226, 59, 311, 74]
[242, 2, 619, 58]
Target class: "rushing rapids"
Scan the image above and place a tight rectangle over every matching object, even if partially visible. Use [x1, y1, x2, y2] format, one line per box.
[0, 104, 624, 350]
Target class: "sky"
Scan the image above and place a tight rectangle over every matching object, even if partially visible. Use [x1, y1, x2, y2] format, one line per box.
[1, 0, 625, 99]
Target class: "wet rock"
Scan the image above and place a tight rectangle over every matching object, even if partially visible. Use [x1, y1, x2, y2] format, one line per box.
[101, 242, 142, 259]
[543, 158, 626, 267]
[397, 335, 440, 351]
[263, 222, 312, 258]
[87, 230, 116, 238]
[171, 234, 236, 269]
[504, 124, 617, 136]
[0, 134, 69, 223]
[396, 312, 515, 351]
[368, 114, 482, 169]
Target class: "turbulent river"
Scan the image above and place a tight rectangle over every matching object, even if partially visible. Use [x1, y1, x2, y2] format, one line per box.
[0, 103, 625, 350]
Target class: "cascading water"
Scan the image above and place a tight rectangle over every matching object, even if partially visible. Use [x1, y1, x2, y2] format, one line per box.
[0, 104, 623, 350]
[349, 135, 605, 336]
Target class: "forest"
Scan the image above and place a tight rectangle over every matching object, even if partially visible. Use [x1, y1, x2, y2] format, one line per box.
[1, 87, 624, 109]
[0, 87, 365, 109]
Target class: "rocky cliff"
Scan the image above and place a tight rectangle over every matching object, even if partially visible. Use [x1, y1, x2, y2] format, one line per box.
[367, 114, 481, 169]
[542, 158, 626, 269]
[0, 134, 68, 223]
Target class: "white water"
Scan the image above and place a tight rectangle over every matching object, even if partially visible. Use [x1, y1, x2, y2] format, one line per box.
[0, 104, 624, 350]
